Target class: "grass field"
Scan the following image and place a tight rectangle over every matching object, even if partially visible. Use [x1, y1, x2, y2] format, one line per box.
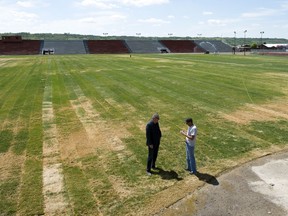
[0, 53, 287, 215]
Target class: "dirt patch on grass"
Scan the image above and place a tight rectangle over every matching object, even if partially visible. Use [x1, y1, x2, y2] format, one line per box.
[0, 58, 30, 67]
[220, 98, 288, 125]
[264, 72, 288, 78]
[69, 96, 130, 154]
[42, 83, 69, 215]
[108, 175, 134, 199]
[57, 87, 135, 215]
[0, 151, 24, 182]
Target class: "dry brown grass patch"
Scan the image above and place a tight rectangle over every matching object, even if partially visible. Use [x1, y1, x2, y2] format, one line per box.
[220, 98, 288, 125]
[0, 151, 25, 182]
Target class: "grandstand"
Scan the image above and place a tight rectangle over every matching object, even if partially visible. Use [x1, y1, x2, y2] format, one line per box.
[0, 36, 238, 55]
[87, 40, 130, 54]
[125, 40, 169, 53]
[159, 40, 205, 53]
[0, 36, 41, 55]
[195, 40, 232, 53]
[42, 40, 87, 54]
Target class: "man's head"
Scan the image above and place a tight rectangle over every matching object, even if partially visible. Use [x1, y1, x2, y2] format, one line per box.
[185, 118, 193, 126]
[152, 113, 160, 123]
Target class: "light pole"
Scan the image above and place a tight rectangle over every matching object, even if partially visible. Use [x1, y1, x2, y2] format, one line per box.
[243, 30, 247, 55]
[260, 31, 264, 49]
[234, 31, 236, 54]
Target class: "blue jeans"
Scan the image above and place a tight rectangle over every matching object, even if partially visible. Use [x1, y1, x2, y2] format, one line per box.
[186, 142, 197, 173]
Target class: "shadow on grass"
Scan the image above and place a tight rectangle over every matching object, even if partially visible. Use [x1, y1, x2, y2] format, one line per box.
[195, 172, 219, 185]
[152, 168, 183, 181]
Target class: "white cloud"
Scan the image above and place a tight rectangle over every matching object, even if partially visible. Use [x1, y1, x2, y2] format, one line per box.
[203, 11, 213, 15]
[16, 0, 48, 8]
[242, 8, 276, 18]
[207, 19, 226, 26]
[77, 0, 118, 9]
[119, 0, 169, 7]
[0, 6, 38, 23]
[206, 19, 236, 26]
[138, 18, 170, 25]
[12, 10, 38, 20]
[79, 12, 126, 24]
[31, 11, 128, 34]
[0, 5, 39, 32]
[281, 2, 288, 10]
[76, 0, 169, 8]
[0, 0, 287, 38]
[16, 1, 34, 8]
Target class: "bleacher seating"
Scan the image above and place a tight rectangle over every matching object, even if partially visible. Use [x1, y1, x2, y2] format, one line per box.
[0, 36, 235, 55]
[159, 40, 204, 53]
[42, 40, 87, 54]
[83, 40, 90, 54]
[87, 40, 130, 54]
[194, 40, 232, 53]
[0, 39, 42, 55]
[125, 40, 169, 53]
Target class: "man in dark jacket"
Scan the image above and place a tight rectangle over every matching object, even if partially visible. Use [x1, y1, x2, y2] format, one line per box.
[146, 113, 162, 176]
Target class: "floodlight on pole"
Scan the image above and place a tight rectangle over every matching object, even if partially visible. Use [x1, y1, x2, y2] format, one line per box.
[260, 31, 264, 48]
[233, 31, 237, 54]
[243, 30, 247, 55]
[234, 31, 237, 44]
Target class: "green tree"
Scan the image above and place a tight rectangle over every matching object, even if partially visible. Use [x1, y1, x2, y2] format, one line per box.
[251, 43, 258, 49]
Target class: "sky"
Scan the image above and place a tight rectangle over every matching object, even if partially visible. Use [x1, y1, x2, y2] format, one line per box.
[0, 0, 288, 39]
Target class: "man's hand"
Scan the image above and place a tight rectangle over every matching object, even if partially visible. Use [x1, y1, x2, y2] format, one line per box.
[149, 145, 153, 149]
[180, 130, 186, 135]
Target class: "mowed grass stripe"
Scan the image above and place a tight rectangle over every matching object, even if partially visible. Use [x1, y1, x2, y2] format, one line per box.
[0, 63, 33, 127]
[141, 55, 283, 108]
[51, 56, 102, 215]
[17, 57, 45, 215]
[42, 57, 70, 215]
[0, 57, 39, 214]
[0, 57, 45, 215]
[52, 56, 150, 215]
[55, 56, 140, 215]
[1, 57, 37, 212]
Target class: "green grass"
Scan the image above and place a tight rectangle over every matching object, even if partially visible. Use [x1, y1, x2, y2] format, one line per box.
[0, 54, 287, 215]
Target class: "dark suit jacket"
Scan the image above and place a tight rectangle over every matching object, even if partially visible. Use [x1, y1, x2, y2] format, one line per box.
[146, 120, 162, 146]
